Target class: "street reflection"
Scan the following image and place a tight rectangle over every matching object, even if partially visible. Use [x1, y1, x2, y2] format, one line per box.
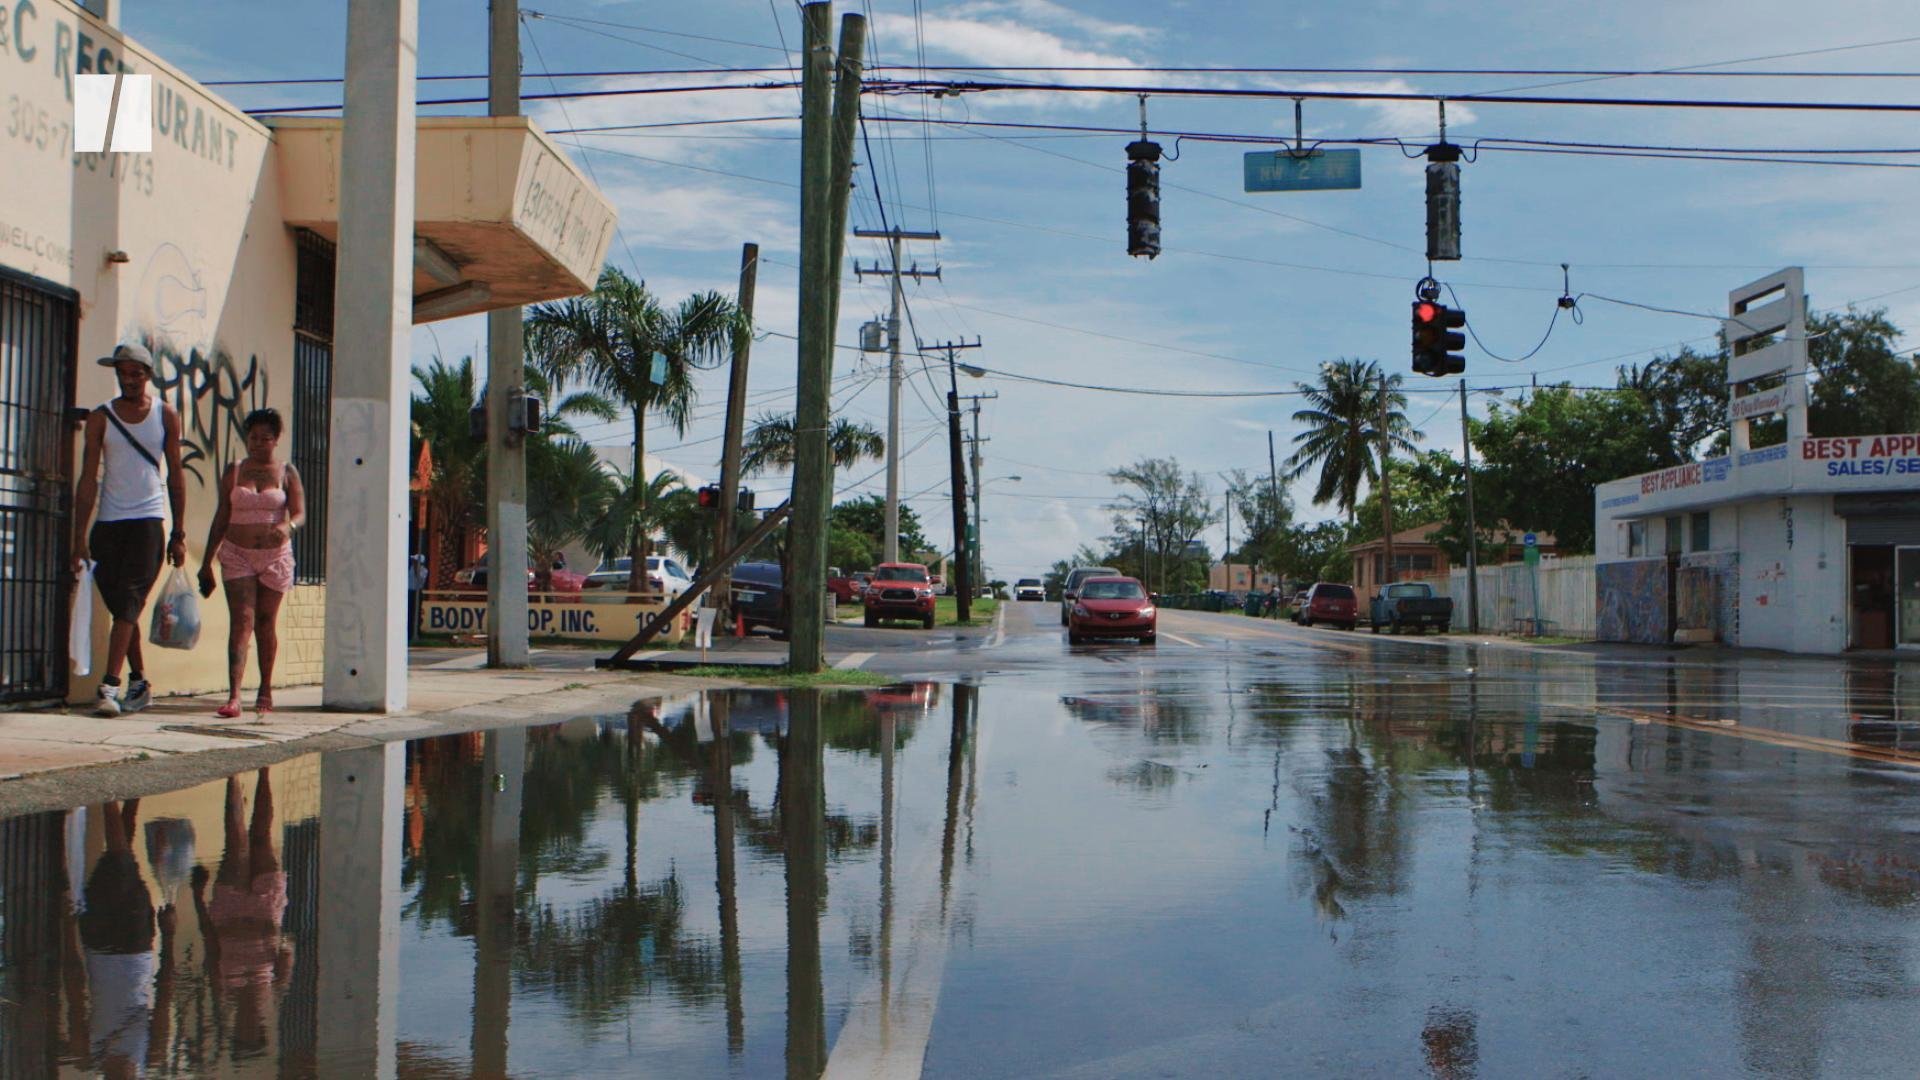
[0, 665, 1917, 1076]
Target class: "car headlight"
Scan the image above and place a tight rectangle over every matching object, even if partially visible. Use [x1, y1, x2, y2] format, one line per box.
[1140, 606, 1156, 617]
[916, 587, 933, 597]
[1073, 604, 1089, 617]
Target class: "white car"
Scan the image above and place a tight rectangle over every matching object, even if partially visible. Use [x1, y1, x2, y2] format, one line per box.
[586, 555, 695, 597]
[1014, 578, 1045, 601]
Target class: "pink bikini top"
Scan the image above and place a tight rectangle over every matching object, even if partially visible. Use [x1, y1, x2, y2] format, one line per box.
[230, 480, 288, 526]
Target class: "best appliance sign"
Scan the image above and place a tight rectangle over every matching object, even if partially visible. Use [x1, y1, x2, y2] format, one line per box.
[1802, 435, 1920, 477]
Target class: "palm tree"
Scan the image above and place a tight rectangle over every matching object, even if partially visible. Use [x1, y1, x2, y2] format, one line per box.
[524, 267, 745, 590]
[739, 412, 885, 477]
[528, 438, 614, 589]
[582, 466, 683, 576]
[410, 356, 484, 589]
[1283, 358, 1421, 526]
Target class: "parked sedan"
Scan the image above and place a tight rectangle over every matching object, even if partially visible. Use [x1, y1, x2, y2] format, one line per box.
[1066, 576, 1156, 645]
[584, 555, 694, 598]
[1288, 590, 1310, 623]
[1298, 582, 1359, 630]
[1013, 578, 1045, 602]
[865, 562, 937, 628]
[730, 561, 786, 636]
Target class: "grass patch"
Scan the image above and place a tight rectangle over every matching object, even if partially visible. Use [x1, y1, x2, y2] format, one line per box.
[936, 595, 998, 626]
[670, 664, 895, 687]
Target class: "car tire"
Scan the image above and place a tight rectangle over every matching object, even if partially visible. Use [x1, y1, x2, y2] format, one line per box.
[864, 610, 877, 628]
[1370, 621, 1380, 634]
[1391, 619, 1401, 635]
[1067, 630, 1082, 646]
[1140, 633, 1156, 645]
[922, 613, 935, 630]
[1300, 616, 1312, 627]
[1344, 622, 1357, 632]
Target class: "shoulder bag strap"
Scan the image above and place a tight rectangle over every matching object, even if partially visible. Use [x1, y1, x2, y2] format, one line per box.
[99, 405, 162, 472]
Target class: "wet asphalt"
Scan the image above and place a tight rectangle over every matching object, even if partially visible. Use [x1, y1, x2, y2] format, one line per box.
[8, 601, 1920, 1077]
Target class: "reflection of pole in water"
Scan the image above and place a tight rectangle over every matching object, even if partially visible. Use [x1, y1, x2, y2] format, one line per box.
[711, 694, 746, 1055]
[0, 810, 70, 1076]
[941, 683, 976, 915]
[879, 702, 896, 1042]
[472, 728, 525, 1079]
[783, 690, 826, 1079]
[317, 744, 404, 1078]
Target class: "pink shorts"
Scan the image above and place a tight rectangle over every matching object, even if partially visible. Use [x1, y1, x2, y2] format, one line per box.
[218, 541, 295, 593]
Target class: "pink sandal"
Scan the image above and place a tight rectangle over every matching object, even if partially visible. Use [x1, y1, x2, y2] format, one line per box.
[215, 701, 242, 719]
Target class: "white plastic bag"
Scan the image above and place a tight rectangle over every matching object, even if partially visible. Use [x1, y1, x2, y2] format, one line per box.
[148, 567, 202, 650]
[70, 560, 95, 676]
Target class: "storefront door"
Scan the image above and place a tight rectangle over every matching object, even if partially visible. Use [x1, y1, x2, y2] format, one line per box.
[0, 271, 77, 704]
[1898, 547, 1920, 648]
[1853, 545, 1895, 649]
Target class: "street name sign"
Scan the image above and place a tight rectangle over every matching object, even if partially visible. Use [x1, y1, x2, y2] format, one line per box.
[1243, 149, 1362, 193]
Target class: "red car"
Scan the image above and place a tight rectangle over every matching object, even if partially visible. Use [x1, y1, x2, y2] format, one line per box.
[864, 562, 937, 628]
[1066, 576, 1156, 645]
[1298, 582, 1358, 630]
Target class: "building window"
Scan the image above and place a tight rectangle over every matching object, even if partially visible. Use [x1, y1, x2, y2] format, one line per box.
[292, 230, 334, 584]
[1664, 515, 1684, 555]
[1690, 512, 1710, 553]
[1628, 521, 1647, 557]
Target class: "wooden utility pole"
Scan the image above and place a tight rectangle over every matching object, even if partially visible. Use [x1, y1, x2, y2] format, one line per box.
[962, 393, 996, 592]
[1376, 371, 1397, 593]
[925, 339, 980, 620]
[1460, 378, 1480, 633]
[1223, 487, 1232, 593]
[1267, 430, 1282, 588]
[788, 4, 864, 673]
[853, 232, 940, 563]
[715, 242, 759, 625]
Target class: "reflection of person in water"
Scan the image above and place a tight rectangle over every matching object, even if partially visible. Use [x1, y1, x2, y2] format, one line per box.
[77, 800, 158, 1080]
[192, 769, 292, 1056]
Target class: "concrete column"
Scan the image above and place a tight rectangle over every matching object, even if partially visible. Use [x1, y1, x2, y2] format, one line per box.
[324, 0, 418, 711]
[485, 0, 530, 668]
[472, 728, 525, 1077]
[316, 743, 404, 1077]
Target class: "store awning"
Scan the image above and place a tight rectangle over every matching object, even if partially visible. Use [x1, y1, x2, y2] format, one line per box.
[268, 116, 617, 323]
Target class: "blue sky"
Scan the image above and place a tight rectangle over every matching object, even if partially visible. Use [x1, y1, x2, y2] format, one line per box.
[131, 0, 1920, 579]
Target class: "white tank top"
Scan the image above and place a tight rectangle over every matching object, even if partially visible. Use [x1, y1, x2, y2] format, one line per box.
[96, 398, 168, 522]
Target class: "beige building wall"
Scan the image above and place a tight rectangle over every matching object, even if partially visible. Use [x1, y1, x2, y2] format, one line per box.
[2, 0, 317, 702]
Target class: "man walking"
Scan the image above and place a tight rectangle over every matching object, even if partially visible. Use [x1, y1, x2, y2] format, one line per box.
[71, 343, 188, 716]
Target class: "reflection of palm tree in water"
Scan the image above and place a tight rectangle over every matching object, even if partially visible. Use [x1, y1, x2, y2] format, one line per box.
[191, 769, 291, 1057]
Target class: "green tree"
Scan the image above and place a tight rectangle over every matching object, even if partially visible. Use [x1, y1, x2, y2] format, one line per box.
[1105, 457, 1220, 594]
[1224, 468, 1293, 573]
[1617, 346, 1727, 465]
[1284, 358, 1421, 525]
[1471, 386, 1664, 553]
[1807, 308, 1919, 436]
[527, 438, 614, 588]
[410, 356, 484, 590]
[829, 495, 932, 565]
[583, 467, 683, 572]
[1350, 450, 1461, 545]
[525, 267, 745, 590]
[739, 412, 886, 477]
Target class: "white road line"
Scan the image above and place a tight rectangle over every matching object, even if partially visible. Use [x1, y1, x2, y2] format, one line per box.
[1160, 631, 1203, 648]
[836, 651, 876, 670]
[983, 602, 1008, 649]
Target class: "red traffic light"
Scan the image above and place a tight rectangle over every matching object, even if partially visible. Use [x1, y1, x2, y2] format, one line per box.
[697, 485, 718, 509]
[1415, 301, 1439, 324]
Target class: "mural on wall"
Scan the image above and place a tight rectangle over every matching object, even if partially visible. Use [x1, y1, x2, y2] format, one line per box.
[1596, 559, 1669, 644]
[1677, 552, 1741, 643]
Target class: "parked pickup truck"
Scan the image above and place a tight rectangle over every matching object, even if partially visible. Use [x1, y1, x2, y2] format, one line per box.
[1369, 582, 1454, 634]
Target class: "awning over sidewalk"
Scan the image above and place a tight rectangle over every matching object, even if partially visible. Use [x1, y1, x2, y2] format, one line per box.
[269, 116, 617, 322]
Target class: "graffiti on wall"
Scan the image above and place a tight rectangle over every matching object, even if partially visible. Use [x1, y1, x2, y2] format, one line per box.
[1677, 552, 1740, 643]
[1596, 559, 1669, 645]
[145, 337, 270, 487]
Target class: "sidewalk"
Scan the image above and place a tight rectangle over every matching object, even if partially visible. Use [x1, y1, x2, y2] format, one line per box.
[0, 658, 718, 817]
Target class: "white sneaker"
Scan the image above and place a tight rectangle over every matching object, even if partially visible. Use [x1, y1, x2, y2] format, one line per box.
[95, 683, 123, 717]
[123, 679, 152, 714]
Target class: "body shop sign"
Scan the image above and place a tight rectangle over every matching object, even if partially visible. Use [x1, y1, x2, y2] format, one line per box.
[1802, 435, 1920, 478]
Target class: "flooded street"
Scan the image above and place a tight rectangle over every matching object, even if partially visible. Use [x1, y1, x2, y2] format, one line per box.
[6, 606, 1920, 1076]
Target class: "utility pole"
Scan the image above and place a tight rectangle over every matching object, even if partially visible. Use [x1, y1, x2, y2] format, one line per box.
[853, 229, 939, 563]
[1223, 487, 1232, 593]
[484, 0, 529, 668]
[1377, 371, 1397, 594]
[962, 393, 996, 593]
[1460, 378, 1480, 633]
[715, 242, 759, 626]
[1267, 430, 1282, 588]
[924, 338, 980, 621]
[788, 3, 864, 673]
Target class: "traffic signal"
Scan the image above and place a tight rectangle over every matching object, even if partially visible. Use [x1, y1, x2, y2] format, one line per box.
[1425, 142, 1462, 262]
[1412, 300, 1467, 377]
[737, 487, 755, 512]
[1125, 139, 1162, 258]
[696, 485, 719, 509]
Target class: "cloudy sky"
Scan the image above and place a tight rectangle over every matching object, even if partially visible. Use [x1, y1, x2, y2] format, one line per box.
[133, 0, 1920, 579]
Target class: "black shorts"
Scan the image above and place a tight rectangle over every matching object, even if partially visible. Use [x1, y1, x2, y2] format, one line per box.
[91, 519, 165, 623]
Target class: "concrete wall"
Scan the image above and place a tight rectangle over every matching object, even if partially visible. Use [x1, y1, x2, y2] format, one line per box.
[2, 0, 315, 700]
[1735, 495, 1846, 654]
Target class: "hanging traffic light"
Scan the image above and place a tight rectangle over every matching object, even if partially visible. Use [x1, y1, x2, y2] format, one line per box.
[1425, 142, 1462, 262]
[1125, 138, 1163, 259]
[1412, 300, 1467, 377]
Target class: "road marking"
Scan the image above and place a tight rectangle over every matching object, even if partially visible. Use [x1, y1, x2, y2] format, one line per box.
[1597, 705, 1920, 770]
[982, 602, 1008, 649]
[836, 651, 876, 671]
[1159, 631, 1203, 648]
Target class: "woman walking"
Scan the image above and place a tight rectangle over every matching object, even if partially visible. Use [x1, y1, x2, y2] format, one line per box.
[198, 409, 304, 718]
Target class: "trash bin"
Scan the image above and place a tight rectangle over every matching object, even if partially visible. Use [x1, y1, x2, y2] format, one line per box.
[1244, 592, 1264, 616]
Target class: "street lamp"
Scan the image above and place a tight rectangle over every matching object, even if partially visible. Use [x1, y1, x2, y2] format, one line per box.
[958, 363, 987, 378]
